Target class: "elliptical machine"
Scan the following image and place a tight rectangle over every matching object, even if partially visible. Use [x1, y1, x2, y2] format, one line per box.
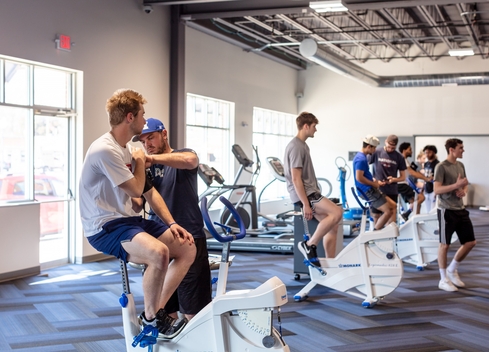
[199, 145, 291, 233]
[199, 146, 295, 254]
[120, 196, 290, 351]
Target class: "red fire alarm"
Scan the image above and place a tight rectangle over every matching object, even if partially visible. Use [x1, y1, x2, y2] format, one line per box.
[56, 34, 71, 52]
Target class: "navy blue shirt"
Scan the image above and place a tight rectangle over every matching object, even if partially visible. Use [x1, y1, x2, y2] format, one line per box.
[148, 148, 205, 239]
[424, 159, 439, 194]
[370, 147, 406, 195]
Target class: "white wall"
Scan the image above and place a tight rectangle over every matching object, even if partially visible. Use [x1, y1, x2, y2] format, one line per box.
[0, 203, 40, 282]
[0, 0, 172, 261]
[185, 27, 299, 176]
[298, 55, 489, 207]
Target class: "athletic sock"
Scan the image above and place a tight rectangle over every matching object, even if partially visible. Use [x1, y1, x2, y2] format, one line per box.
[439, 268, 447, 281]
[447, 259, 460, 273]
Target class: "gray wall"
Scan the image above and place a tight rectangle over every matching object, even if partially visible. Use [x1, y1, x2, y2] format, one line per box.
[185, 27, 299, 181]
[0, 0, 172, 261]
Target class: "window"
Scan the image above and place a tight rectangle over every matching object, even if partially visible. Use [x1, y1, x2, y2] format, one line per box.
[252, 107, 296, 201]
[186, 93, 234, 196]
[0, 56, 76, 265]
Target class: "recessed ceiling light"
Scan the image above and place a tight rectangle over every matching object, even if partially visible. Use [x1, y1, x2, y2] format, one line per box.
[448, 48, 475, 57]
[309, 1, 348, 13]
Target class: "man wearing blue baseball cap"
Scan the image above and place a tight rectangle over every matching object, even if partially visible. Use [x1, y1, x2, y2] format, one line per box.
[133, 118, 211, 322]
[79, 89, 195, 339]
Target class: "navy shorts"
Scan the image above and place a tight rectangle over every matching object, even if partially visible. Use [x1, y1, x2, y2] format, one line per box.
[371, 193, 397, 214]
[437, 208, 475, 245]
[165, 237, 212, 315]
[87, 216, 169, 262]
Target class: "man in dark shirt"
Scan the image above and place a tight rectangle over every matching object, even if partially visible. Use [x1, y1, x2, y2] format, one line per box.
[133, 118, 211, 321]
[370, 134, 406, 225]
[423, 145, 439, 213]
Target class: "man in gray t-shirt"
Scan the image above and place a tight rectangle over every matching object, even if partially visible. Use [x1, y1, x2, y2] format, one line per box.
[434, 138, 476, 292]
[284, 112, 342, 266]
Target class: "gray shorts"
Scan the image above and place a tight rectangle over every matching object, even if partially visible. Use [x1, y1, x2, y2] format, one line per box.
[364, 188, 387, 210]
[294, 192, 324, 210]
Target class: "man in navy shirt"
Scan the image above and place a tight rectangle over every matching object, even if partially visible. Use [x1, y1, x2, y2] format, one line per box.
[353, 135, 396, 230]
[133, 118, 211, 321]
[370, 134, 406, 226]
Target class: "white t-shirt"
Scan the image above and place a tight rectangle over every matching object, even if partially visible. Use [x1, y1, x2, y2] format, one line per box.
[79, 132, 138, 237]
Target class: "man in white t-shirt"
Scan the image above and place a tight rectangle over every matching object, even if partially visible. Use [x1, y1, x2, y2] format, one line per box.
[79, 88, 195, 339]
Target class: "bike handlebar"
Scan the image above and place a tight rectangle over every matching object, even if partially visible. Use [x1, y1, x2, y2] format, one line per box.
[406, 177, 421, 194]
[351, 187, 370, 211]
[200, 196, 247, 242]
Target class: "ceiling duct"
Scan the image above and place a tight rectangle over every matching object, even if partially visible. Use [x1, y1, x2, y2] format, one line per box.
[299, 39, 489, 88]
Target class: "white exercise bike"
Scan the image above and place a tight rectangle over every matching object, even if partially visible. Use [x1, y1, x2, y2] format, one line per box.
[119, 196, 290, 351]
[294, 188, 403, 308]
[396, 179, 458, 270]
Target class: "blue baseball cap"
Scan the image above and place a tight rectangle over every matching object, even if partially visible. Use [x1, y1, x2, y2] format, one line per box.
[132, 118, 165, 142]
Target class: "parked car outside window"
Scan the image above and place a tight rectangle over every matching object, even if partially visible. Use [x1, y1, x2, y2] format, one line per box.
[0, 174, 65, 237]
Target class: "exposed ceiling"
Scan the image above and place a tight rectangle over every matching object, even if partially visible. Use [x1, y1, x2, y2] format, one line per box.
[144, 0, 489, 86]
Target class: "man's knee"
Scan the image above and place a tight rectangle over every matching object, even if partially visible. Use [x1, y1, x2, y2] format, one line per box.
[438, 242, 450, 251]
[463, 240, 476, 249]
[150, 244, 170, 269]
[331, 206, 343, 223]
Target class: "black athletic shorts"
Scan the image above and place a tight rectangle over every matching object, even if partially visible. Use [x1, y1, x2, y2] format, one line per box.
[398, 183, 415, 203]
[437, 208, 475, 245]
[293, 192, 324, 210]
[165, 237, 212, 315]
[370, 193, 397, 214]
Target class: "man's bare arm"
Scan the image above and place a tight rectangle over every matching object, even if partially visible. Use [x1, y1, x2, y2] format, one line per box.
[146, 152, 198, 169]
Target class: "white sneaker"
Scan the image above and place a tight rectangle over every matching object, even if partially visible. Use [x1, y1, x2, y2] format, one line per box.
[447, 270, 465, 288]
[438, 278, 458, 292]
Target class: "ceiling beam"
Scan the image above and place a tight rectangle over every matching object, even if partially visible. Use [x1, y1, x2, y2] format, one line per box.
[311, 12, 387, 62]
[456, 3, 487, 58]
[347, 11, 412, 61]
[344, 0, 488, 11]
[199, 17, 307, 68]
[379, 8, 436, 60]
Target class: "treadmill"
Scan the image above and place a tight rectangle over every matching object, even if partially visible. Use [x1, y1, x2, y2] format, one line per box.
[198, 146, 294, 254]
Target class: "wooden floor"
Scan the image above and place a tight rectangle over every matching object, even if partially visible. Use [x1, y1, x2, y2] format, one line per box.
[0, 209, 488, 351]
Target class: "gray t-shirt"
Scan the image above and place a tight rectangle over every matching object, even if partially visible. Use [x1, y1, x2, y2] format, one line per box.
[434, 159, 466, 210]
[283, 137, 320, 203]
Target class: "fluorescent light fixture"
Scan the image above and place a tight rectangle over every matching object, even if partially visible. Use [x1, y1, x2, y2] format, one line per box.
[309, 1, 348, 13]
[459, 76, 483, 80]
[448, 48, 474, 57]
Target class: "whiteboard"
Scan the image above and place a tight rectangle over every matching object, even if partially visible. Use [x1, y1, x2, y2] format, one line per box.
[415, 135, 489, 207]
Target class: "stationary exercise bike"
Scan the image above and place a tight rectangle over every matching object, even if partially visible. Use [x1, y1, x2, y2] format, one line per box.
[119, 196, 290, 351]
[293, 188, 403, 308]
[396, 179, 458, 270]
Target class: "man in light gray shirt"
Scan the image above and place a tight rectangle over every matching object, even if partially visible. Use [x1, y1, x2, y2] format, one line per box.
[434, 138, 476, 292]
[284, 112, 342, 266]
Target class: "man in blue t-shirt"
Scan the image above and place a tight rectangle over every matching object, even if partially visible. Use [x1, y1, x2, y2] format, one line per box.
[370, 134, 406, 226]
[353, 135, 396, 230]
[133, 118, 211, 321]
